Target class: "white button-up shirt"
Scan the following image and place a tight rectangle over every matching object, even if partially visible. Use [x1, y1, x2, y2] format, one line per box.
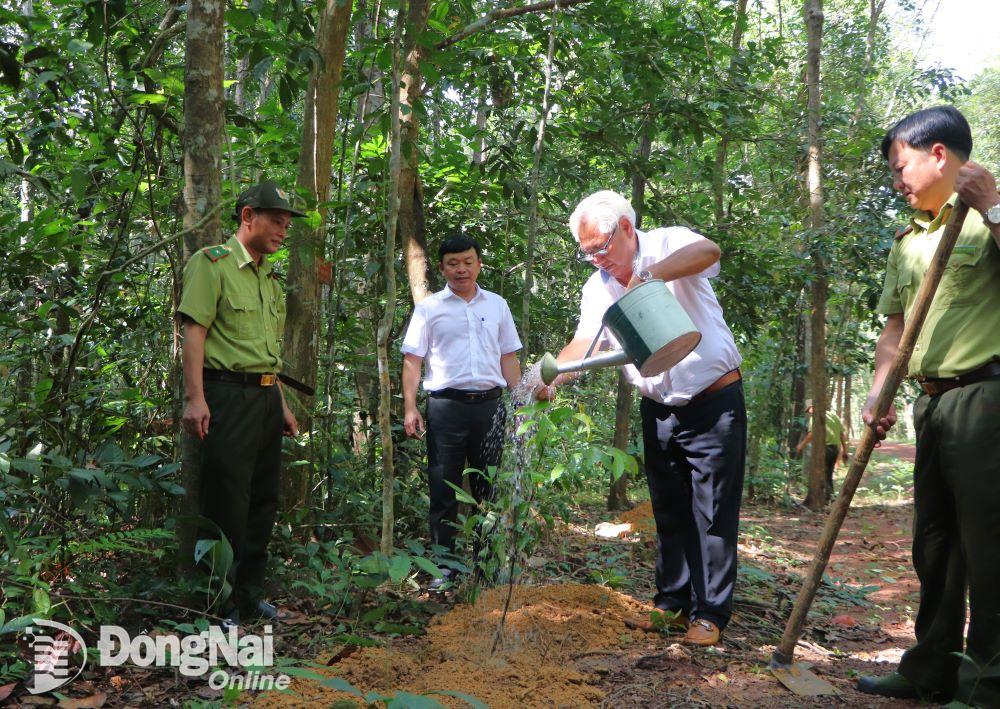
[402, 285, 523, 392]
[574, 226, 742, 405]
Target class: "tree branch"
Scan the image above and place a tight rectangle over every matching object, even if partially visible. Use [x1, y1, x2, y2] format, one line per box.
[436, 0, 590, 50]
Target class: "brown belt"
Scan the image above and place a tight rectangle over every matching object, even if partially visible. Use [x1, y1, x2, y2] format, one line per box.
[917, 361, 1000, 396]
[692, 368, 742, 402]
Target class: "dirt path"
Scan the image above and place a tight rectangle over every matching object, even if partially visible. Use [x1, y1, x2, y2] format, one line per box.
[259, 459, 922, 707]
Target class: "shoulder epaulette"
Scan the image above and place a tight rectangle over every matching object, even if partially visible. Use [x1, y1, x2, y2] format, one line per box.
[201, 245, 231, 262]
[894, 225, 913, 240]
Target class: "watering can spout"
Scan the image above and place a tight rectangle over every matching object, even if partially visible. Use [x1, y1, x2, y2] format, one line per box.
[538, 350, 629, 385]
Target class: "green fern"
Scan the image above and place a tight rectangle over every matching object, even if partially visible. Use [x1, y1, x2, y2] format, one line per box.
[67, 528, 173, 556]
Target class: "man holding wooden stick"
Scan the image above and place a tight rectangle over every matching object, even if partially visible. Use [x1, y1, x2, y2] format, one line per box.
[857, 106, 1000, 707]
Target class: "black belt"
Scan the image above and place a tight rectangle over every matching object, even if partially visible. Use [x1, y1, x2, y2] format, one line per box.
[917, 361, 1000, 396]
[429, 387, 503, 402]
[204, 368, 278, 387]
[202, 368, 316, 395]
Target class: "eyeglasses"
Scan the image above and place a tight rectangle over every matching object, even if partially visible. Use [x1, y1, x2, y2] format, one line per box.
[577, 221, 619, 263]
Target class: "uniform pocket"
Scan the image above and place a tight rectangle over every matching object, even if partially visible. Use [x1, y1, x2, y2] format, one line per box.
[269, 297, 286, 338]
[941, 244, 984, 306]
[225, 293, 260, 338]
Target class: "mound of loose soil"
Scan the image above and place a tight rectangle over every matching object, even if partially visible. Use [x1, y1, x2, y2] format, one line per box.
[618, 500, 655, 534]
[262, 583, 650, 708]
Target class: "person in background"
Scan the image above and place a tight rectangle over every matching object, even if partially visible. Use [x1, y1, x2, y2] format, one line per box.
[401, 235, 522, 590]
[795, 402, 849, 496]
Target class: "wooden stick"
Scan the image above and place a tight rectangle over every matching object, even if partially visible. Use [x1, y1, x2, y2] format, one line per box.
[772, 199, 970, 666]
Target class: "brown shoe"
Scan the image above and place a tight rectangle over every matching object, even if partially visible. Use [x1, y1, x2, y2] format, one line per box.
[684, 619, 720, 646]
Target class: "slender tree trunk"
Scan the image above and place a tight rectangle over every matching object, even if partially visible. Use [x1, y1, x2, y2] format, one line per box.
[520, 0, 558, 363]
[608, 123, 651, 510]
[398, 0, 432, 304]
[377, 7, 405, 556]
[178, 0, 226, 562]
[711, 0, 749, 224]
[281, 0, 354, 508]
[844, 374, 852, 438]
[787, 305, 807, 455]
[802, 0, 828, 510]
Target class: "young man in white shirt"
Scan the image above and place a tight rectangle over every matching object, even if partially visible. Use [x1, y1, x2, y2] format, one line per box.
[401, 236, 523, 586]
[539, 190, 746, 646]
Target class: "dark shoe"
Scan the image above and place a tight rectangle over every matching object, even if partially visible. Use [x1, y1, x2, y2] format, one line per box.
[856, 672, 925, 699]
[255, 600, 291, 622]
[427, 569, 454, 593]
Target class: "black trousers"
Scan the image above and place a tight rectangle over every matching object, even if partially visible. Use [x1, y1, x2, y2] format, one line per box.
[199, 380, 283, 618]
[640, 381, 747, 629]
[426, 395, 506, 555]
[824, 444, 839, 492]
[898, 379, 1000, 706]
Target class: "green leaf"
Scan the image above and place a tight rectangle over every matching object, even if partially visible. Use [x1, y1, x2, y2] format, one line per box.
[445, 481, 477, 505]
[32, 587, 51, 615]
[318, 676, 365, 697]
[128, 92, 167, 105]
[410, 556, 442, 578]
[194, 539, 217, 565]
[387, 692, 446, 709]
[429, 690, 489, 709]
[387, 554, 412, 583]
[67, 39, 93, 54]
[0, 614, 37, 635]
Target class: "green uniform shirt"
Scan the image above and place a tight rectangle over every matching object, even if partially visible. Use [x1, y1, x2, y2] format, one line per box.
[876, 193, 1000, 379]
[815, 410, 843, 447]
[178, 235, 286, 373]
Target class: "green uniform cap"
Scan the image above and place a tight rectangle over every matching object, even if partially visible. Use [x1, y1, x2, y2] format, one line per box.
[233, 180, 307, 222]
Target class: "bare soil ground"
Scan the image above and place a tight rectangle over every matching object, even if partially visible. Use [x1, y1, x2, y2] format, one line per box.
[255, 446, 923, 708]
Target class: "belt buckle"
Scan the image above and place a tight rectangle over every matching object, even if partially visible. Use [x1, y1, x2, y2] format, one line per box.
[465, 392, 478, 402]
[260, 374, 276, 387]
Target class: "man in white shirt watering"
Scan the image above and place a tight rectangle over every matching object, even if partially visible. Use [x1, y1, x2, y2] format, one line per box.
[401, 235, 523, 589]
[539, 190, 745, 646]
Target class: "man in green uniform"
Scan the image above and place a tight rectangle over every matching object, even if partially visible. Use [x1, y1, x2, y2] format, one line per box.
[857, 106, 1000, 708]
[178, 181, 305, 625]
[795, 403, 848, 495]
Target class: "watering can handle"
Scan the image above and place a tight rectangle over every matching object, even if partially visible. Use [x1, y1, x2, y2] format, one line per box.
[583, 323, 606, 360]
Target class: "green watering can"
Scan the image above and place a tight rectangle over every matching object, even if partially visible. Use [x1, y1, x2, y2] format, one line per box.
[538, 279, 701, 385]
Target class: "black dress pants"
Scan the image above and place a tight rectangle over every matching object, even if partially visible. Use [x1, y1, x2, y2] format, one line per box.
[897, 379, 1000, 707]
[425, 395, 506, 554]
[640, 381, 747, 629]
[199, 380, 283, 618]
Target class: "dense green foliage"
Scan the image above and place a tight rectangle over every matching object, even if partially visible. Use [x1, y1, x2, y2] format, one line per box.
[0, 0, 995, 689]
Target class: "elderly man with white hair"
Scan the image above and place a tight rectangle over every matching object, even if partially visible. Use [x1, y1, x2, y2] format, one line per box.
[539, 190, 746, 646]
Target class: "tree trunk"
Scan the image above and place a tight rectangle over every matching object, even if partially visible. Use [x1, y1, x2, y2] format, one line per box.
[608, 372, 633, 510]
[398, 0, 432, 304]
[178, 0, 226, 563]
[520, 0, 558, 364]
[281, 0, 354, 508]
[608, 123, 652, 511]
[844, 374, 852, 438]
[802, 0, 828, 510]
[787, 302, 807, 455]
[711, 0, 749, 224]
[377, 6, 405, 556]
